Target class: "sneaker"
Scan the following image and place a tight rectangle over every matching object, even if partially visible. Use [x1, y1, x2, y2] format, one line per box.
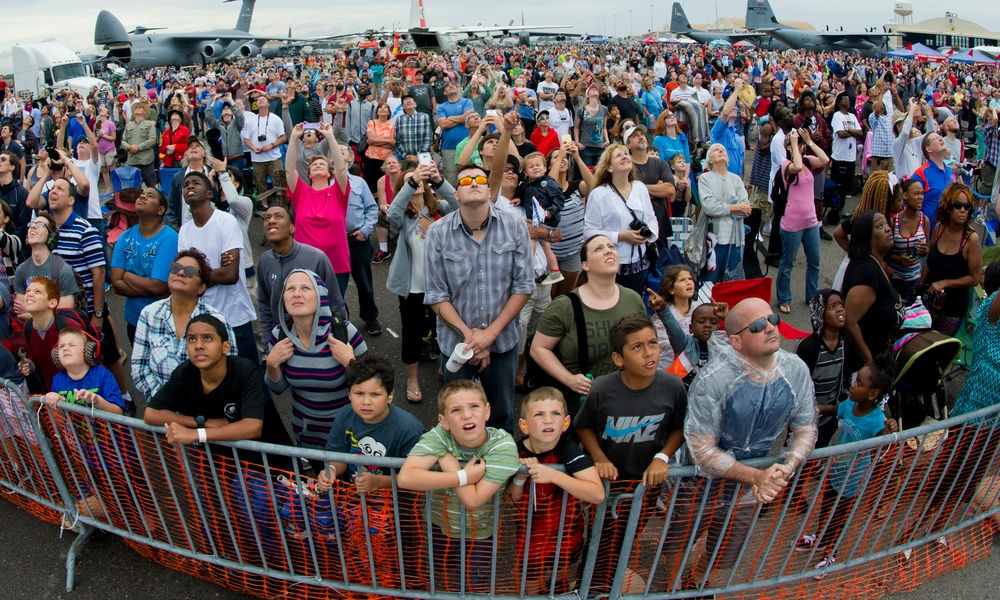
[762, 220, 773, 237]
[819, 228, 833, 241]
[813, 555, 836, 580]
[795, 534, 826, 553]
[372, 249, 392, 264]
[542, 271, 565, 285]
[366, 320, 383, 336]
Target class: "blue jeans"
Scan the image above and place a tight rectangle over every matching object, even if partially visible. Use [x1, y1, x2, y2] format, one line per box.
[440, 345, 517, 435]
[777, 225, 821, 306]
[580, 146, 604, 167]
[701, 243, 742, 284]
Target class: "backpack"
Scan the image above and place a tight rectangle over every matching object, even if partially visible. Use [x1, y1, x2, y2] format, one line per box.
[770, 162, 797, 211]
[49, 254, 89, 312]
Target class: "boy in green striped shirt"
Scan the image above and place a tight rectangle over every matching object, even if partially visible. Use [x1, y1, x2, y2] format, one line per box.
[398, 380, 520, 591]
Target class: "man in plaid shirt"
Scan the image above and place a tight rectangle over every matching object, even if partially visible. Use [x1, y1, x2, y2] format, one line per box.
[868, 85, 896, 174]
[395, 95, 432, 159]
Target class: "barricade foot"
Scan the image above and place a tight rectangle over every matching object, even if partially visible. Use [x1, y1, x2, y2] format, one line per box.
[65, 523, 96, 592]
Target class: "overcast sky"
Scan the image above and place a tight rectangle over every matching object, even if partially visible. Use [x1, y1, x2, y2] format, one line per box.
[4, 0, 999, 73]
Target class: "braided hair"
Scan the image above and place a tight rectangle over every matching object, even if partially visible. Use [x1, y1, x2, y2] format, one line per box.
[851, 171, 894, 222]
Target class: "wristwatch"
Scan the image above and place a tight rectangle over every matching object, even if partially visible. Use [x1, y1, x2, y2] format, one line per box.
[94, 309, 104, 318]
[195, 415, 206, 428]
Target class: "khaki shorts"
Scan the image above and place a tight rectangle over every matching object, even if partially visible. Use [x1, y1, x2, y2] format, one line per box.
[99, 151, 117, 168]
[748, 185, 773, 219]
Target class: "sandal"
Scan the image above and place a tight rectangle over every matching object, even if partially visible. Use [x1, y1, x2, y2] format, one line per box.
[406, 388, 423, 403]
[779, 304, 791, 315]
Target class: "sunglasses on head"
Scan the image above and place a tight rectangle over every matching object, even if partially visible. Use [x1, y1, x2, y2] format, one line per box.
[169, 262, 200, 278]
[735, 313, 780, 335]
[457, 175, 488, 186]
[951, 201, 973, 211]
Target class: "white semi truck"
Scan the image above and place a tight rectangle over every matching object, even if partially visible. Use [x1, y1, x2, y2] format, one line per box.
[12, 42, 110, 99]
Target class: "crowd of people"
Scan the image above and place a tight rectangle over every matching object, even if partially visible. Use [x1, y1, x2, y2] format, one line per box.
[2, 38, 1000, 594]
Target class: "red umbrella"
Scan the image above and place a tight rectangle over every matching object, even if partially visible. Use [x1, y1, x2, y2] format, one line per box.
[642, 36, 661, 44]
[734, 40, 756, 49]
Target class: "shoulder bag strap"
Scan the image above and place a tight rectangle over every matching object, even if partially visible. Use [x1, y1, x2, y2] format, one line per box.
[609, 183, 641, 222]
[567, 291, 589, 376]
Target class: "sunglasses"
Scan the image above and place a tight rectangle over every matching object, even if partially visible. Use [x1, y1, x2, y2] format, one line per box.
[735, 313, 780, 335]
[503, 166, 518, 173]
[537, 115, 549, 120]
[951, 201, 973, 211]
[169, 262, 200, 278]
[457, 175, 488, 186]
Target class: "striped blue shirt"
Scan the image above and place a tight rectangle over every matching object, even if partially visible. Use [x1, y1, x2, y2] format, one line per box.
[54, 215, 104, 314]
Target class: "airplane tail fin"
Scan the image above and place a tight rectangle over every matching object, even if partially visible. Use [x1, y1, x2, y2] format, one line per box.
[670, 2, 693, 33]
[410, 0, 427, 29]
[234, 0, 256, 33]
[746, 0, 781, 30]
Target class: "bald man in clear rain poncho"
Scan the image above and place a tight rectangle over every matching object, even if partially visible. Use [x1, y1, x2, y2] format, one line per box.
[668, 298, 817, 591]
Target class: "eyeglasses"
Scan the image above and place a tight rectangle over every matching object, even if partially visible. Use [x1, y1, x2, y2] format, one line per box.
[665, 112, 676, 118]
[951, 201, 973, 211]
[537, 115, 549, 121]
[503, 166, 518, 173]
[169, 262, 200, 278]
[457, 175, 488, 186]
[734, 313, 780, 335]
[27, 221, 50, 232]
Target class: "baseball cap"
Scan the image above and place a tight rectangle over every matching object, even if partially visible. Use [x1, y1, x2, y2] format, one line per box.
[624, 124, 647, 143]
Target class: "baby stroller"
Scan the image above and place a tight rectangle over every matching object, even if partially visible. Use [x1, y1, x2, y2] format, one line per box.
[891, 330, 963, 431]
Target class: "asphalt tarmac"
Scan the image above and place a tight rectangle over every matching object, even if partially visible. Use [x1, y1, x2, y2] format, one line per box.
[2, 173, 995, 599]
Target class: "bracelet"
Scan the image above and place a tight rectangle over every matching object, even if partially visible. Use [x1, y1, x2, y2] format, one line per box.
[513, 477, 528, 486]
[197, 428, 207, 443]
[654, 452, 671, 465]
[456, 468, 468, 487]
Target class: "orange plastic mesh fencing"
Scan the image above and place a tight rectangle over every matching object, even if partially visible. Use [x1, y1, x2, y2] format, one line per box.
[0, 392, 67, 527]
[20, 404, 1000, 600]
[620, 424, 1000, 599]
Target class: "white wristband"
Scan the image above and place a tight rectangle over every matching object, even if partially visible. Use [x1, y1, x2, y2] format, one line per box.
[513, 477, 528, 486]
[456, 468, 468, 487]
[654, 452, 671, 465]
[197, 428, 207, 443]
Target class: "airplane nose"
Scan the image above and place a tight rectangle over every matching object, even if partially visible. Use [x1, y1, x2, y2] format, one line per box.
[95, 10, 130, 47]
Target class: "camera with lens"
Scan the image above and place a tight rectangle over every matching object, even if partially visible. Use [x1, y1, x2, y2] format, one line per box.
[630, 217, 653, 239]
[66, 104, 77, 118]
[257, 134, 267, 142]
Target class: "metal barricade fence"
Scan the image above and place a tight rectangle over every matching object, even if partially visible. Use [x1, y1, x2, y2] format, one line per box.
[5, 384, 1000, 599]
[0, 380, 67, 526]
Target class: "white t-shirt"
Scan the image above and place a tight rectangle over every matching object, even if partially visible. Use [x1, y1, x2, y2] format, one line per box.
[549, 107, 573, 137]
[537, 81, 559, 113]
[73, 158, 102, 220]
[831, 112, 860, 163]
[241, 111, 285, 163]
[178, 209, 256, 327]
[769, 128, 787, 198]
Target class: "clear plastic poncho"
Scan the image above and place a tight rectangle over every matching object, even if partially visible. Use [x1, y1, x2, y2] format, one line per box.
[683, 335, 818, 479]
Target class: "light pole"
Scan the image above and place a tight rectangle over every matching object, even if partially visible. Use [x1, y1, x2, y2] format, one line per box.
[614, 14, 617, 38]
[650, 4, 655, 34]
[630, 10, 633, 37]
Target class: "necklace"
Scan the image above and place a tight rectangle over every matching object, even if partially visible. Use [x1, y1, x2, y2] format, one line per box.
[461, 216, 489, 235]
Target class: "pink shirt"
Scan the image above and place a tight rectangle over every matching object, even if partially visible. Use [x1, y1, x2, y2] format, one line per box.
[97, 120, 116, 155]
[779, 157, 821, 233]
[288, 176, 351, 273]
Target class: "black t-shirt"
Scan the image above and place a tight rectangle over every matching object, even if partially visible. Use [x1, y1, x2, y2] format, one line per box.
[635, 156, 676, 239]
[610, 94, 639, 124]
[842, 257, 905, 358]
[574, 370, 687, 480]
[150, 356, 294, 468]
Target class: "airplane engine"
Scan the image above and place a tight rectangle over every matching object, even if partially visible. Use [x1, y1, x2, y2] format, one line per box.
[238, 44, 261, 58]
[518, 31, 531, 45]
[202, 42, 226, 58]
